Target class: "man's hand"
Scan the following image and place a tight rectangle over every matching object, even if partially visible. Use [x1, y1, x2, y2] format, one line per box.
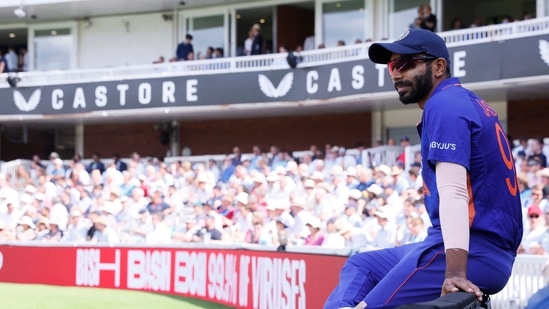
[443, 248, 483, 301]
[442, 276, 483, 301]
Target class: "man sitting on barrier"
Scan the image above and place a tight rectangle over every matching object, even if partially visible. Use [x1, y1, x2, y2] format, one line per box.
[324, 29, 523, 308]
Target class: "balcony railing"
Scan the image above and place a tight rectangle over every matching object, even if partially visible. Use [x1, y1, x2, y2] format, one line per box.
[2, 16, 549, 88]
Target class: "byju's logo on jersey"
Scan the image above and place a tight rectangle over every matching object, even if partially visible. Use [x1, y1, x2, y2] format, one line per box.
[13, 89, 41, 112]
[539, 40, 549, 66]
[430, 141, 456, 150]
[258, 72, 294, 98]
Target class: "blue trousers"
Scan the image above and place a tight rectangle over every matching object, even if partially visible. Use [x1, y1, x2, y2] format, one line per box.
[324, 235, 515, 308]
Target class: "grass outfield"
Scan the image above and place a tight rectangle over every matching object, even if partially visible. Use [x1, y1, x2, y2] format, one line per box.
[0, 283, 235, 309]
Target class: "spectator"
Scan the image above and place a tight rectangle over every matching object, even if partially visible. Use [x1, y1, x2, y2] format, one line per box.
[336, 218, 371, 250]
[62, 208, 90, 243]
[303, 33, 315, 51]
[470, 17, 483, 28]
[322, 217, 345, 249]
[370, 207, 398, 249]
[172, 217, 200, 243]
[420, 4, 437, 31]
[90, 216, 119, 244]
[146, 189, 171, 215]
[5, 46, 18, 72]
[40, 218, 64, 242]
[146, 212, 171, 244]
[87, 152, 105, 174]
[176, 34, 194, 61]
[18, 48, 28, 72]
[112, 153, 127, 172]
[410, 5, 424, 30]
[355, 141, 371, 168]
[527, 138, 547, 168]
[304, 216, 324, 245]
[204, 215, 223, 242]
[16, 216, 36, 241]
[243, 28, 254, 56]
[250, 24, 263, 55]
[152, 56, 165, 64]
[450, 17, 464, 30]
[519, 205, 546, 254]
[214, 47, 224, 58]
[401, 217, 427, 244]
[0, 50, 6, 74]
[396, 136, 410, 165]
[334, 147, 356, 169]
[0, 220, 13, 241]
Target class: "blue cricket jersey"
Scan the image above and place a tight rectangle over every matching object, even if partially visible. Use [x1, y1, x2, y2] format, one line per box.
[418, 78, 523, 252]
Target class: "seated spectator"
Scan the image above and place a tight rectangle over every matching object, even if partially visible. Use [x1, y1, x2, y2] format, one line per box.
[41, 218, 64, 242]
[86, 153, 105, 174]
[304, 216, 324, 246]
[519, 205, 547, 254]
[527, 138, 547, 168]
[0, 219, 13, 241]
[322, 217, 345, 249]
[335, 218, 371, 250]
[146, 189, 171, 215]
[16, 216, 36, 241]
[90, 215, 119, 244]
[400, 217, 427, 245]
[204, 215, 223, 242]
[449, 17, 464, 30]
[62, 208, 90, 243]
[146, 212, 171, 244]
[250, 212, 270, 246]
[370, 207, 398, 249]
[153, 56, 165, 64]
[214, 47, 224, 58]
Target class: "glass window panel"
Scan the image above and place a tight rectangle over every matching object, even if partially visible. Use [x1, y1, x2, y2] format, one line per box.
[322, 0, 366, 47]
[190, 15, 225, 59]
[34, 28, 72, 71]
[389, 0, 429, 39]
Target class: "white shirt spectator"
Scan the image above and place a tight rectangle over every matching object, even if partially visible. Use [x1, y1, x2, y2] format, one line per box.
[322, 232, 345, 249]
[92, 227, 120, 244]
[5, 49, 18, 72]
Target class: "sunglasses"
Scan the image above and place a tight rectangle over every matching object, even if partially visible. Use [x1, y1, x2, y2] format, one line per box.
[529, 215, 540, 219]
[387, 56, 437, 72]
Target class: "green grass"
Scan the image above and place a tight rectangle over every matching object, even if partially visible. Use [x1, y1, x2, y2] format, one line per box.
[0, 283, 235, 309]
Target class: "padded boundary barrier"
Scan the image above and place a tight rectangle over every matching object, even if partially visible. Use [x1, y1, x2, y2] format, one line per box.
[0, 244, 545, 309]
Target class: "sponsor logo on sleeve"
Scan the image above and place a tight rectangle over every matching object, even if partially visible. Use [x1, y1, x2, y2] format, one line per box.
[430, 142, 456, 150]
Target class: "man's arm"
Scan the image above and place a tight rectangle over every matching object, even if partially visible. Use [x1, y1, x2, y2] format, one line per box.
[436, 162, 483, 301]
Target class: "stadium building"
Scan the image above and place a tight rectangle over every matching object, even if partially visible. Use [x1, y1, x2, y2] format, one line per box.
[0, 0, 547, 161]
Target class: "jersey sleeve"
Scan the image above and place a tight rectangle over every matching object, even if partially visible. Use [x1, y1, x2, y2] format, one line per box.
[424, 92, 474, 170]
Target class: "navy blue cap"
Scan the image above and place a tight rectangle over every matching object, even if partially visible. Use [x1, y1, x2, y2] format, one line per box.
[368, 29, 450, 66]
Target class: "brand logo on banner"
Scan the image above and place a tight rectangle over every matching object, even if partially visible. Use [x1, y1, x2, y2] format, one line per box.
[13, 89, 41, 112]
[539, 40, 549, 66]
[258, 72, 294, 98]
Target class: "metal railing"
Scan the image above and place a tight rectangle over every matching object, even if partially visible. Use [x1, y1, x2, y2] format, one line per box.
[2, 16, 549, 88]
[0, 145, 406, 182]
[491, 255, 548, 309]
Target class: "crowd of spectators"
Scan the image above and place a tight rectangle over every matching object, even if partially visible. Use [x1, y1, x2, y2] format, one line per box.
[0, 138, 548, 256]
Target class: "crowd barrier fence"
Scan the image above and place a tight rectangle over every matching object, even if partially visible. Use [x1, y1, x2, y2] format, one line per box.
[0, 243, 545, 309]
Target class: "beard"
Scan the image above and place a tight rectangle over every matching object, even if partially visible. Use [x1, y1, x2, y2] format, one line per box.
[394, 66, 433, 105]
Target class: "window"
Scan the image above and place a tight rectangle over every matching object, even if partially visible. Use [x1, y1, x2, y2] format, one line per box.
[322, 0, 367, 47]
